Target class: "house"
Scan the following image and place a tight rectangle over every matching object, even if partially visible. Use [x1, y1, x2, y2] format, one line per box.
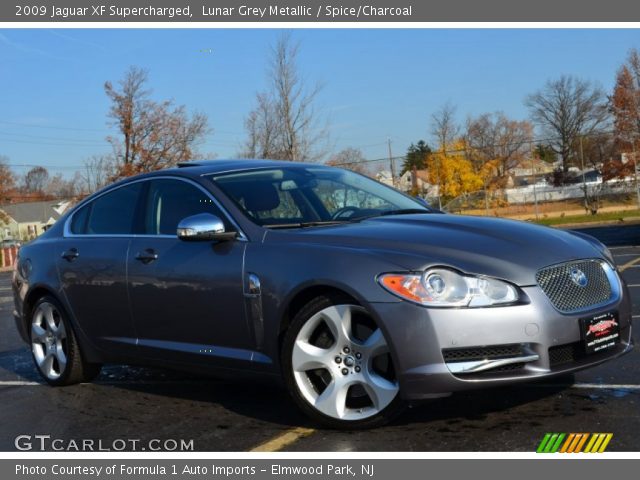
[509, 158, 555, 177]
[375, 170, 394, 187]
[398, 169, 435, 193]
[0, 200, 72, 241]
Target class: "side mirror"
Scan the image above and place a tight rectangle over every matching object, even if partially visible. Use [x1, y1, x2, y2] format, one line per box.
[177, 213, 236, 242]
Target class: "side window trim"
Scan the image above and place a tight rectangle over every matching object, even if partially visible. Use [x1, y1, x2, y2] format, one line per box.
[63, 176, 247, 240]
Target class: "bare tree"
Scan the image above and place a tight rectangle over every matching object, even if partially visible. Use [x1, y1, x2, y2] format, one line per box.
[45, 173, 82, 198]
[22, 166, 49, 194]
[465, 112, 533, 177]
[431, 102, 460, 151]
[525, 75, 609, 173]
[325, 147, 367, 174]
[105, 66, 210, 177]
[242, 32, 326, 161]
[80, 155, 113, 193]
[241, 93, 280, 159]
[0, 155, 16, 203]
[104, 66, 149, 166]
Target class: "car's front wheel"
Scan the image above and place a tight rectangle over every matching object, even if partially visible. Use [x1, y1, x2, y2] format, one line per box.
[282, 295, 404, 429]
[29, 296, 101, 386]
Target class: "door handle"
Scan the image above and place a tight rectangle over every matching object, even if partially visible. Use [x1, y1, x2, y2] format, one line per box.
[61, 248, 79, 262]
[135, 249, 158, 264]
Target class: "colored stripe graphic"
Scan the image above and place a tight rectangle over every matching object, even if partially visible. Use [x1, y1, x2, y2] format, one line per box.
[537, 433, 612, 453]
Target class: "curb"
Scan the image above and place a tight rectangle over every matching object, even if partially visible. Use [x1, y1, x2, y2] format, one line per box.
[550, 217, 640, 230]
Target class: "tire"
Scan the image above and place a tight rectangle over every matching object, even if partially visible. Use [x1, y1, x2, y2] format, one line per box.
[29, 295, 102, 386]
[281, 295, 405, 429]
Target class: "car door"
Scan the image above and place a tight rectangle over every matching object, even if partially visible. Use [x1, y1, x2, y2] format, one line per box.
[57, 181, 144, 356]
[127, 177, 252, 367]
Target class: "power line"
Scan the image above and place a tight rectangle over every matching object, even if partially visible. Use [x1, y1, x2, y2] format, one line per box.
[0, 138, 111, 147]
[0, 130, 107, 144]
[6, 163, 83, 170]
[0, 119, 109, 133]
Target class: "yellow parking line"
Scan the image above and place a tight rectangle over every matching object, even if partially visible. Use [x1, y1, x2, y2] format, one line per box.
[618, 256, 640, 272]
[249, 427, 315, 452]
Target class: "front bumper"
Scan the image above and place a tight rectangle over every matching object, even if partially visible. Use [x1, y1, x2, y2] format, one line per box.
[370, 283, 633, 401]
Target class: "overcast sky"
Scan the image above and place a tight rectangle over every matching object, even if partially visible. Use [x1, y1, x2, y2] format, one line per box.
[1, 28, 639, 176]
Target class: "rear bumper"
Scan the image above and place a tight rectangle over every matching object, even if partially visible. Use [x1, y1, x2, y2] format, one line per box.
[369, 283, 633, 401]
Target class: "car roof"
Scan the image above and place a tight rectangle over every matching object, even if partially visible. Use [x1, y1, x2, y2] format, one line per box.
[76, 159, 334, 208]
[161, 159, 330, 178]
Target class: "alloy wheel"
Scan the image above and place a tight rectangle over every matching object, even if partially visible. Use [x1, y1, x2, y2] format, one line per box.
[291, 304, 399, 421]
[31, 302, 68, 381]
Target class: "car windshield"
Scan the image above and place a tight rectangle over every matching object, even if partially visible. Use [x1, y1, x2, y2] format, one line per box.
[209, 166, 431, 227]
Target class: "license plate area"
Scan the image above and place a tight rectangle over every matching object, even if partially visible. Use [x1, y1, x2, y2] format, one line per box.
[580, 311, 620, 354]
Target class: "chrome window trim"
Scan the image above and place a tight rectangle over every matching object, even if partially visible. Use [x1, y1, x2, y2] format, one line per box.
[63, 175, 248, 241]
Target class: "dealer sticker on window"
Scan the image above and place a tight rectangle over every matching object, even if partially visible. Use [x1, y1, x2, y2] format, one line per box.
[580, 311, 620, 355]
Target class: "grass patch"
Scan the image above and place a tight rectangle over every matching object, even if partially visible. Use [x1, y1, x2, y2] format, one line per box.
[534, 209, 640, 226]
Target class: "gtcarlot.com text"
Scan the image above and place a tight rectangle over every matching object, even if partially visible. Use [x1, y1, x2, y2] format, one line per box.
[14, 435, 194, 452]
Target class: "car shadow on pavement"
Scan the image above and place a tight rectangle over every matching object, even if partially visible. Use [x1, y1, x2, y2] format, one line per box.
[392, 377, 573, 427]
[99, 366, 312, 428]
[100, 365, 572, 430]
[0, 352, 574, 432]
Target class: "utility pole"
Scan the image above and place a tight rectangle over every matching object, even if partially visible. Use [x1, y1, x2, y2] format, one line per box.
[387, 138, 396, 187]
[633, 140, 640, 209]
[579, 135, 588, 211]
[530, 141, 539, 221]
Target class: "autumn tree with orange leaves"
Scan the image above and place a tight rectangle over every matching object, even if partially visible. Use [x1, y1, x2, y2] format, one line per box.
[609, 49, 640, 182]
[427, 140, 483, 201]
[105, 66, 210, 178]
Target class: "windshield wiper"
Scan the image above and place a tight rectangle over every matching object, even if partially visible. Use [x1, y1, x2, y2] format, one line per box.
[264, 221, 347, 229]
[354, 208, 432, 221]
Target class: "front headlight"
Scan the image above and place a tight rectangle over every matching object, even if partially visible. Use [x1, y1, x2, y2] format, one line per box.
[378, 268, 519, 307]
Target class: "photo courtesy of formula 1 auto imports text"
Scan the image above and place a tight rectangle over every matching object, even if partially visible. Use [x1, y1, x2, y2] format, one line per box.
[1, 1, 639, 479]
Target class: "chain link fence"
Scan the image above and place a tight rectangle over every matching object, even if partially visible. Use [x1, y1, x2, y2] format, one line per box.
[332, 155, 640, 221]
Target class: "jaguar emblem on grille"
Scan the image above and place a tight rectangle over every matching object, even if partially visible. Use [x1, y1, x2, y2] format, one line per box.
[570, 268, 588, 287]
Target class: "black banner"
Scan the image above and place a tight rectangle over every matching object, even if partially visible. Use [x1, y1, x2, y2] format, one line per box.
[4, 0, 640, 22]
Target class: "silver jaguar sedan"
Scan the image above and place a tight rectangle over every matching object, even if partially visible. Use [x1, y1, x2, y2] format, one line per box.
[12, 160, 633, 428]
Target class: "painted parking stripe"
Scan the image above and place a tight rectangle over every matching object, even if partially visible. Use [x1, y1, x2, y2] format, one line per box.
[569, 383, 640, 390]
[0, 381, 40, 386]
[249, 427, 315, 452]
[618, 256, 640, 271]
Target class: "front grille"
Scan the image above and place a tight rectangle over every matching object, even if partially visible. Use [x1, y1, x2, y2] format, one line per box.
[536, 260, 612, 313]
[442, 344, 525, 363]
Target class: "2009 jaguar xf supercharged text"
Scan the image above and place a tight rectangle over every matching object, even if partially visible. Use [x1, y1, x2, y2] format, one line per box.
[12, 160, 633, 428]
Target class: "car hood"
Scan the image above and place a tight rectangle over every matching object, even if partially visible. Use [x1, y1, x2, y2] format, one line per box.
[264, 214, 605, 286]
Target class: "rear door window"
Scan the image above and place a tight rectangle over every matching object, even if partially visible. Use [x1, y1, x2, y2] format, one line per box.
[71, 182, 144, 235]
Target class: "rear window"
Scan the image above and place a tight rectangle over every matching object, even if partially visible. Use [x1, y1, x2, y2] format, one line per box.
[70, 182, 143, 235]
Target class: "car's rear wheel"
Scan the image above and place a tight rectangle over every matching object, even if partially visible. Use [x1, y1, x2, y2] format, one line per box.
[29, 296, 101, 386]
[282, 295, 404, 429]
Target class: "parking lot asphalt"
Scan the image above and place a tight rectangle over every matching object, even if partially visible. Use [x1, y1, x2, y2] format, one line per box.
[0, 223, 638, 452]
